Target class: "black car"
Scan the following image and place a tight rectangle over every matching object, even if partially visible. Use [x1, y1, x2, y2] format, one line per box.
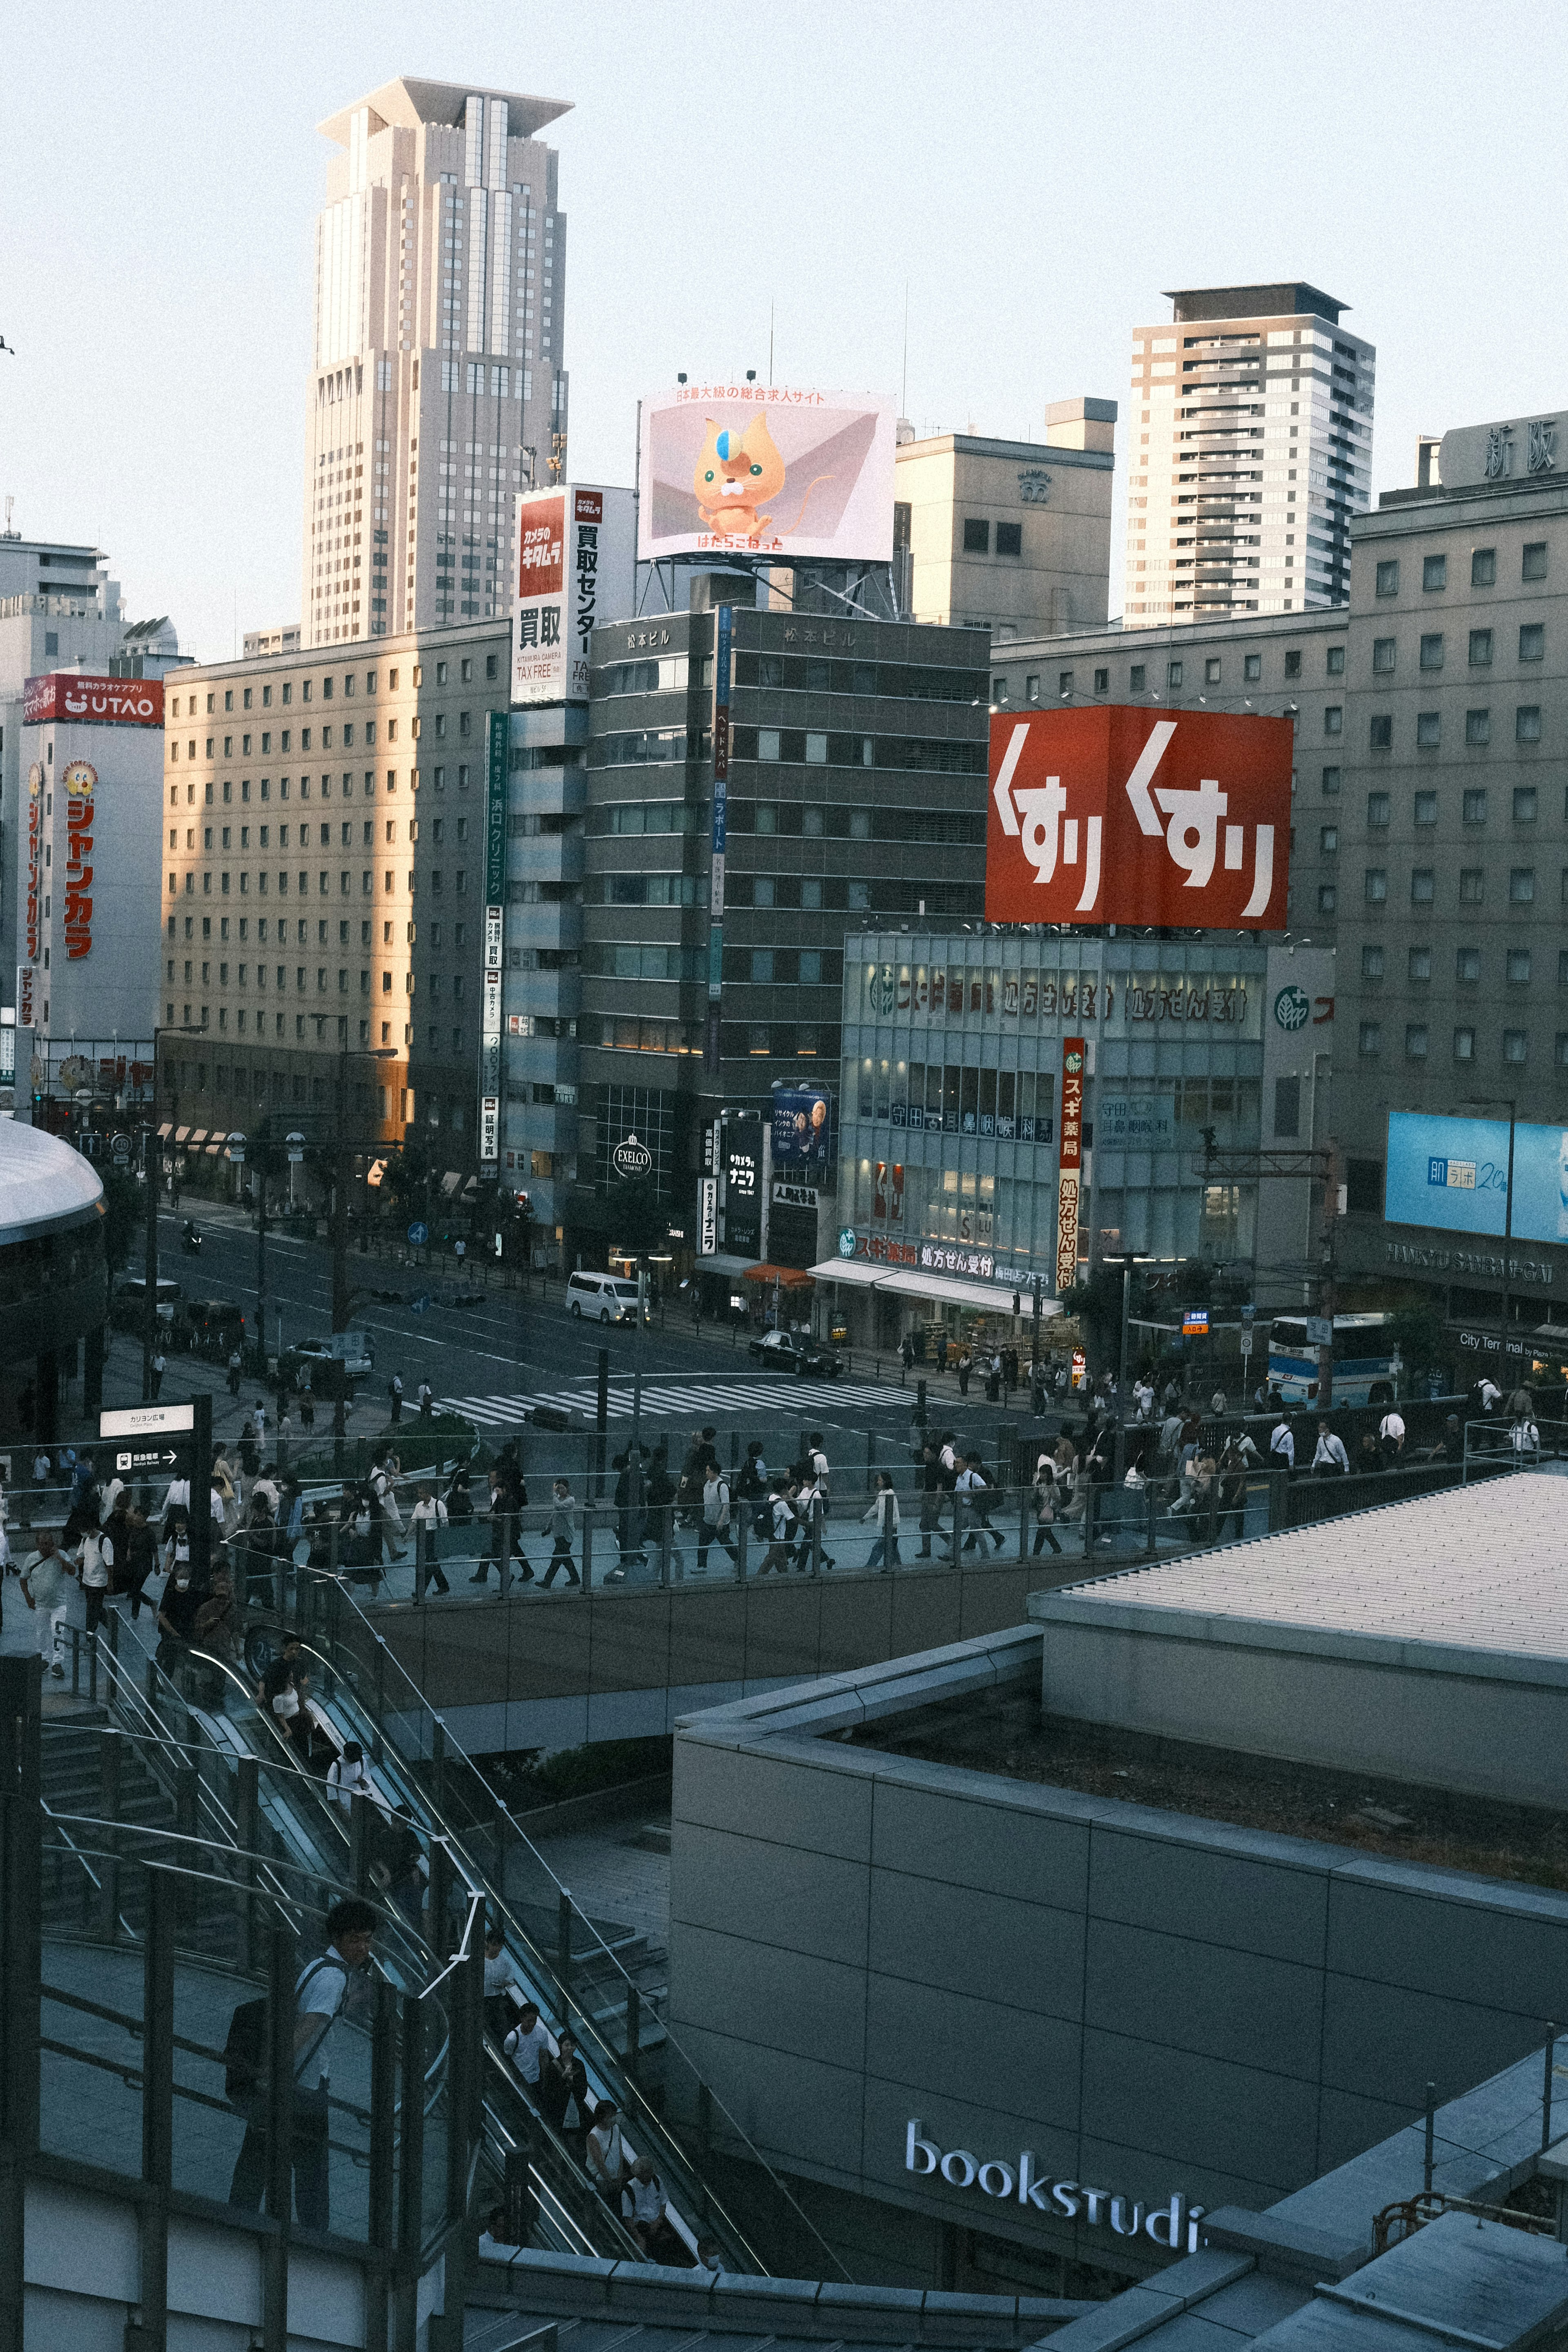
[748, 1330, 844, 1379]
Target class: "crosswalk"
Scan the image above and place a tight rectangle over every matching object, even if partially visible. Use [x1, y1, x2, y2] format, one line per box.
[437, 1374, 914, 1429]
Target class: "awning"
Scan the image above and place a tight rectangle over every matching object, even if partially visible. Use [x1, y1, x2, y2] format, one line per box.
[695, 1252, 759, 1279]
[807, 1258, 883, 1291]
[744, 1263, 815, 1288]
[806, 1259, 1066, 1318]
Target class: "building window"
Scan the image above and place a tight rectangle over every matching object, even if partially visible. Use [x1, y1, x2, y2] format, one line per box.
[1283, 649, 1302, 680]
[1372, 637, 1396, 674]
[962, 518, 989, 553]
[1469, 628, 1493, 667]
[1409, 946, 1432, 982]
[1167, 659, 1183, 688]
[1322, 765, 1341, 796]
[1503, 1028, 1528, 1063]
[1466, 709, 1491, 745]
[1319, 825, 1339, 854]
[1559, 949, 1568, 987]
[1244, 653, 1261, 682]
[1459, 867, 1484, 903]
[992, 676, 1008, 706]
[1522, 541, 1548, 582]
[1318, 883, 1337, 913]
[1093, 666, 1109, 693]
[1367, 791, 1390, 829]
[1364, 867, 1388, 904]
[1058, 670, 1073, 696]
[1456, 947, 1481, 983]
[1416, 711, 1441, 747]
[1419, 633, 1444, 671]
[1462, 787, 1487, 824]
[1362, 944, 1384, 979]
[1370, 715, 1392, 749]
[1453, 1027, 1475, 1061]
[1507, 948, 1532, 985]
[1205, 657, 1221, 684]
[1327, 644, 1345, 677]
[1129, 664, 1146, 691]
[1510, 867, 1536, 903]
[1375, 560, 1400, 597]
[1519, 623, 1546, 663]
[1415, 791, 1438, 825]
[1025, 673, 1040, 703]
[1517, 706, 1542, 742]
[1324, 705, 1343, 736]
[1405, 1024, 1428, 1059]
[1513, 786, 1538, 824]
[1275, 1076, 1301, 1137]
[1472, 548, 1496, 587]
[1411, 868, 1434, 904]
[995, 522, 1022, 557]
[1359, 1021, 1382, 1054]
[1422, 554, 1447, 592]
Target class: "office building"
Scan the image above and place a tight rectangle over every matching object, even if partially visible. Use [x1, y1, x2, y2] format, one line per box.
[1332, 403, 1568, 1331]
[242, 624, 301, 659]
[1124, 282, 1374, 627]
[894, 399, 1116, 640]
[502, 697, 589, 1257]
[156, 620, 510, 1158]
[302, 76, 571, 650]
[566, 599, 991, 1268]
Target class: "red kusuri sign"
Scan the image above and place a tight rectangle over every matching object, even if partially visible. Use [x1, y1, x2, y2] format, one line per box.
[985, 706, 1293, 929]
[22, 673, 165, 727]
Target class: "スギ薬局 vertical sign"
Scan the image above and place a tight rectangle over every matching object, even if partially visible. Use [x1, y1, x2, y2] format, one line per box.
[480, 712, 507, 1163]
[1056, 1038, 1085, 1296]
[704, 603, 731, 1076]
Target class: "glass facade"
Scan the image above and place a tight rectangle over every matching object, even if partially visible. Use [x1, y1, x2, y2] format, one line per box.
[838, 931, 1266, 1279]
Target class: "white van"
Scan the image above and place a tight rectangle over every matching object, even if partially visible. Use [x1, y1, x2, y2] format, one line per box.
[566, 1271, 643, 1325]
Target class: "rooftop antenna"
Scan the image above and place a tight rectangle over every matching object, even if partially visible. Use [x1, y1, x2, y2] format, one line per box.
[2, 495, 12, 538]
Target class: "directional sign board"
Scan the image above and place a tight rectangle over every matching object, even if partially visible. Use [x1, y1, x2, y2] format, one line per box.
[1304, 1315, 1333, 1348]
[115, 1447, 181, 1472]
[407, 1221, 429, 1247]
[100, 1402, 196, 1441]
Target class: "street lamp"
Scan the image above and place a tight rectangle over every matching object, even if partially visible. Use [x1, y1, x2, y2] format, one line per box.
[327, 1033, 397, 1443]
[1463, 1093, 1517, 1380]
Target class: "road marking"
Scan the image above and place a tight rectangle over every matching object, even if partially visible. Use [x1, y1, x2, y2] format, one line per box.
[439, 1376, 914, 1428]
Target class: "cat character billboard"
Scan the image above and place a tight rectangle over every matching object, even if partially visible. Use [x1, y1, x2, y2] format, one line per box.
[638, 385, 896, 564]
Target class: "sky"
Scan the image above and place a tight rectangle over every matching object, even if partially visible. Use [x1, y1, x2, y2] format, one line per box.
[2, 0, 1560, 664]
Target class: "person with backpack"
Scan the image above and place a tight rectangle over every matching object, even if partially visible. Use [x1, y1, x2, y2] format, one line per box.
[916, 1441, 950, 1559]
[956, 1453, 1003, 1552]
[1269, 1414, 1296, 1473]
[863, 1472, 900, 1570]
[757, 1482, 795, 1576]
[417, 1379, 434, 1421]
[737, 1441, 768, 1505]
[697, 1463, 738, 1574]
[409, 1483, 452, 1596]
[369, 1448, 408, 1564]
[227, 1896, 378, 2230]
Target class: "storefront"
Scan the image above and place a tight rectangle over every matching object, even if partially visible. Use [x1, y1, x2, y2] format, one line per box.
[833, 931, 1269, 1341]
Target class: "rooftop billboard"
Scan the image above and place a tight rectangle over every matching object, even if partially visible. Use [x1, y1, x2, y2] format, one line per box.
[23, 673, 165, 728]
[512, 483, 635, 705]
[637, 385, 896, 564]
[986, 706, 1293, 929]
[1386, 1110, 1568, 1248]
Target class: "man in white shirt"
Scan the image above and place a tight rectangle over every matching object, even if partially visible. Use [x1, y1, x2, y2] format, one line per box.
[410, 1484, 452, 1595]
[1477, 1375, 1502, 1413]
[483, 1927, 523, 2042]
[229, 1896, 376, 2230]
[325, 1740, 389, 1822]
[621, 2158, 673, 2258]
[1510, 1410, 1541, 1458]
[504, 2000, 557, 2097]
[1311, 1420, 1350, 1477]
[807, 1434, 831, 1515]
[956, 1454, 1003, 1552]
[1378, 1408, 1406, 1464]
[1269, 1419, 1295, 1472]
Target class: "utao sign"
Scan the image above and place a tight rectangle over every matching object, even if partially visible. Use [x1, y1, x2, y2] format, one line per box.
[906, 2121, 1203, 2254]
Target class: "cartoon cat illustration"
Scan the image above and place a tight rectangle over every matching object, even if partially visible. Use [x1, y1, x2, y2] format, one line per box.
[693, 413, 833, 543]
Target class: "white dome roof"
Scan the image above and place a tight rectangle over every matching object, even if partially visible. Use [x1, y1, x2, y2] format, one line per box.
[0, 1116, 104, 1244]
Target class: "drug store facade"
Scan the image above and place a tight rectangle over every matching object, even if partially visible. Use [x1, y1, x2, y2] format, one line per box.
[820, 929, 1270, 1352]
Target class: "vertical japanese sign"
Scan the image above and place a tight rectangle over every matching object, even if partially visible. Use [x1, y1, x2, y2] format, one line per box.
[480, 712, 507, 1162]
[62, 762, 98, 960]
[704, 604, 731, 1076]
[1056, 1037, 1085, 1296]
[25, 764, 42, 966]
[512, 485, 635, 705]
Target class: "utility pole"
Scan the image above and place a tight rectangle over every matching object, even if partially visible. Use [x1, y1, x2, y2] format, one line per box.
[254, 1116, 269, 1381]
[142, 1124, 160, 1403]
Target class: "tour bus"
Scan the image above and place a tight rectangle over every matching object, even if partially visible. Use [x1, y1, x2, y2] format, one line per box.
[1267, 1313, 1396, 1406]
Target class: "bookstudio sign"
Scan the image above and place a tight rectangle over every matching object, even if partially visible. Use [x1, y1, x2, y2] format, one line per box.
[906, 2121, 1203, 2254]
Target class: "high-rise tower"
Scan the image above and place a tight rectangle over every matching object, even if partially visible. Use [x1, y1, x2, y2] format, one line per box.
[1124, 282, 1374, 626]
[303, 77, 572, 649]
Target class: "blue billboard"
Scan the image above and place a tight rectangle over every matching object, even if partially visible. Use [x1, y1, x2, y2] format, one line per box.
[771, 1086, 835, 1169]
[1385, 1111, 1568, 1246]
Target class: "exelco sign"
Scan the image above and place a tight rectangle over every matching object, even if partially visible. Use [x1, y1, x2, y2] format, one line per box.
[906, 2122, 1203, 2254]
[986, 708, 1292, 929]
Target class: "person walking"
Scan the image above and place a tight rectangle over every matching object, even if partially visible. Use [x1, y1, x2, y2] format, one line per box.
[1378, 1405, 1407, 1468]
[863, 1472, 900, 1570]
[542, 1481, 581, 1588]
[299, 1384, 315, 1435]
[229, 1897, 378, 2231]
[537, 2028, 590, 2161]
[916, 1442, 950, 1559]
[758, 1483, 795, 1576]
[957, 1349, 972, 1398]
[1031, 1455, 1063, 1556]
[227, 1347, 243, 1398]
[20, 1533, 75, 1677]
[697, 1463, 738, 1574]
[150, 1350, 167, 1401]
[956, 1453, 1003, 1552]
[77, 1522, 111, 1638]
[585, 2100, 630, 2211]
[1311, 1420, 1350, 1477]
[388, 1372, 403, 1426]
[1510, 1404, 1541, 1461]
[409, 1484, 452, 1595]
[417, 1380, 434, 1422]
[1269, 1414, 1296, 1474]
[806, 1433, 831, 1521]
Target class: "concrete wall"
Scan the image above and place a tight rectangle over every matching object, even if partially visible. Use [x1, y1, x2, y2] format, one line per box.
[367, 1553, 1051, 1751]
[669, 1629, 1568, 2285]
[1029, 1590, 1568, 1810]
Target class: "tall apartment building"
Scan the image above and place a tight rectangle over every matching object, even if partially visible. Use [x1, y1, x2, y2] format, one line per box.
[157, 622, 510, 1161]
[1125, 282, 1374, 627]
[894, 399, 1116, 640]
[564, 599, 991, 1268]
[303, 77, 570, 650]
[1333, 405, 1568, 1333]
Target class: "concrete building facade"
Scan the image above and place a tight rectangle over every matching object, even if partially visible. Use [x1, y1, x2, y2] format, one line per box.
[302, 77, 571, 650]
[157, 620, 509, 1160]
[1124, 283, 1374, 628]
[895, 402, 1116, 641]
